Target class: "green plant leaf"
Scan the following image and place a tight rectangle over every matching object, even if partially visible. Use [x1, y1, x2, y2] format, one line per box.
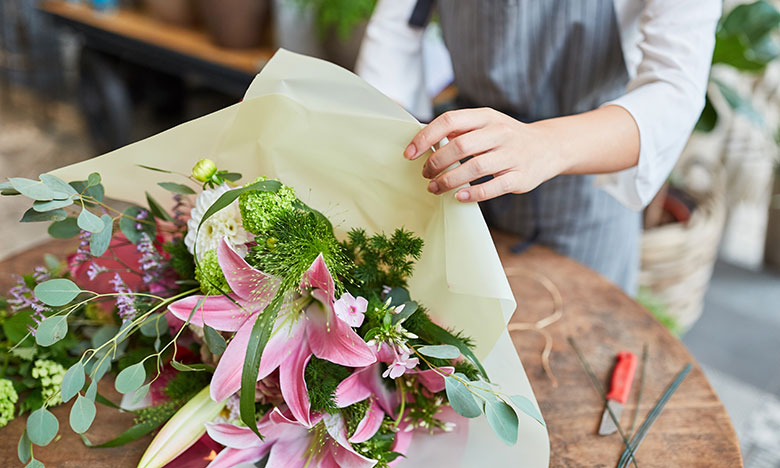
[714, 79, 763, 125]
[87, 173, 102, 188]
[78, 208, 105, 233]
[137, 164, 173, 174]
[391, 301, 417, 325]
[26, 407, 59, 446]
[129, 383, 151, 406]
[69, 180, 104, 203]
[485, 399, 518, 445]
[80, 417, 162, 448]
[203, 324, 227, 355]
[34, 278, 80, 306]
[21, 207, 67, 223]
[385, 287, 411, 307]
[119, 206, 156, 244]
[18, 430, 32, 463]
[61, 362, 85, 403]
[509, 395, 545, 426]
[40, 174, 78, 197]
[170, 360, 208, 372]
[220, 172, 242, 182]
[33, 197, 74, 212]
[85, 379, 98, 402]
[158, 182, 196, 195]
[47, 217, 80, 239]
[713, 0, 780, 70]
[25, 459, 45, 468]
[445, 375, 482, 418]
[9, 177, 57, 201]
[3, 309, 35, 343]
[145, 191, 173, 222]
[417, 344, 460, 360]
[139, 314, 168, 337]
[422, 323, 489, 381]
[34, 316, 69, 347]
[115, 363, 146, 394]
[695, 94, 718, 133]
[89, 215, 113, 257]
[198, 180, 282, 234]
[69, 395, 96, 434]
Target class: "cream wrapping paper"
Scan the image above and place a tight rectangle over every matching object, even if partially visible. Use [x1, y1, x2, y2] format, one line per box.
[52, 50, 550, 467]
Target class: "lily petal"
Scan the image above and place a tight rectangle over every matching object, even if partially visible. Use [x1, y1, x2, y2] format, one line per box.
[335, 367, 372, 408]
[279, 335, 314, 427]
[323, 413, 377, 468]
[306, 299, 376, 368]
[265, 437, 311, 468]
[349, 398, 384, 444]
[217, 237, 280, 306]
[210, 315, 258, 402]
[168, 294, 247, 332]
[205, 422, 261, 450]
[299, 253, 335, 301]
[258, 312, 306, 380]
[410, 366, 454, 394]
[207, 446, 271, 468]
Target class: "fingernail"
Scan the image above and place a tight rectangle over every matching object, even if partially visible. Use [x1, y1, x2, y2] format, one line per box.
[428, 181, 439, 194]
[422, 167, 430, 179]
[456, 190, 470, 202]
[404, 143, 417, 159]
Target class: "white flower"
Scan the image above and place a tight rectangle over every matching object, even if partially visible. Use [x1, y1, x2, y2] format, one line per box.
[184, 184, 250, 261]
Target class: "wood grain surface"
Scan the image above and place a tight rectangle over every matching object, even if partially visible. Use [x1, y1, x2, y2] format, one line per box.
[0, 234, 743, 467]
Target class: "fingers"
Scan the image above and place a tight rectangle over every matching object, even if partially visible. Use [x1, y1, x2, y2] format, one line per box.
[455, 173, 519, 203]
[404, 108, 492, 160]
[421, 127, 503, 179]
[428, 151, 506, 194]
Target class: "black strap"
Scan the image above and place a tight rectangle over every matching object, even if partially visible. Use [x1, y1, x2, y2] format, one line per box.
[408, 0, 435, 28]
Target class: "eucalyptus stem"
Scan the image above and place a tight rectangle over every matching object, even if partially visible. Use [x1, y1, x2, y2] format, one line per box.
[628, 344, 649, 438]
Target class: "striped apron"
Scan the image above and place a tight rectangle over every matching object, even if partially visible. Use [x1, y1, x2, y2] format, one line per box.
[436, 0, 641, 294]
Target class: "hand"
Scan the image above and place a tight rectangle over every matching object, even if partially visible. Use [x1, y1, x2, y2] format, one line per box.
[403, 108, 567, 202]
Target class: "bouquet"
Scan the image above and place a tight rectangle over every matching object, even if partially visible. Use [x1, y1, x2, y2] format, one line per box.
[0, 50, 549, 468]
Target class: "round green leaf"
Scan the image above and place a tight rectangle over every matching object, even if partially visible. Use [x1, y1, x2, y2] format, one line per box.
[509, 395, 545, 426]
[18, 430, 31, 463]
[33, 198, 74, 212]
[48, 218, 81, 239]
[444, 376, 482, 418]
[34, 278, 80, 306]
[129, 383, 151, 407]
[85, 378, 98, 402]
[34, 316, 69, 347]
[69, 395, 96, 434]
[78, 208, 105, 233]
[417, 344, 460, 360]
[139, 314, 168, 337]
[62, 362, 85, 403]
[40, 174, 78, 197]
[21, 207, 66, 223]
[119, 206, 156, 244]
[9, 177, 55, 201]
[26, 459, 45, 468]
[115, 363, 146, 394]
[89, 215, 113, 257]
[485, 399, 519, 446]
[26, 408, 59, 446]
[87, 172, 102, 187]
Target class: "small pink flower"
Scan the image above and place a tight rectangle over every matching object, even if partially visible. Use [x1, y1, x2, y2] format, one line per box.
[382, 351, 419, 379]
[333, 292, 368, 328]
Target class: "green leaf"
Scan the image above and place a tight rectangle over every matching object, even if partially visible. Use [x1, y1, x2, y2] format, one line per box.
[78, 208, 105, 233]
[145, 191, 173, 222]
[80, 417, 162, 448]
[3, 309, 35, 343]
[85, 379, 98, 402]
[169, 360, 209, 372]
[34, 316, 69, 347]
[385, 287, 411, 307]
[61, 362, 85, 403]
[44, 254, 61, 271]
[69, 395, 97, 434]
[485, 399, 518, 445]
[33, 197, 74, 212]
[714, 79, 763, 125]
[158, 182, 196, 195]
[119, 206, 156, 244]
[115, 363, 146, 394]
[48, 217, 81, 239]
[40, 174, 78, 198]
[26, 407, 59, 446]
[18, 430, 32, 464]
[137, 164, 173, 174]
[509, 395, 545, 426]
[203, 324, 227, 355]
[240, 294, 283, 438]
[9, 178, 56, 201]
[34, 278, 80, 306]
[21, 207, 67, 223]
[129, 383, 151, 406]
[444, 375, 482, 418]
[391, 301, 417, 325]
[89, 215, 113, 257]
[695, 94, 718, 133]
[197, 180, 282, 243]
[417, 344, 460, 360]
[69, 180, 104, 203]
[139, 314, 168, 337]
[87, 173, 102, 188]
[220, 172, 242, 182]
[714, 1, 780, 70]
[423, 323, 489, 381]
[26, 459, 45, 468]
[91, 325, 118, 348]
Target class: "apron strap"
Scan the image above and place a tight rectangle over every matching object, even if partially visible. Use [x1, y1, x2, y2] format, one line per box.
[408, 0, 435, 28]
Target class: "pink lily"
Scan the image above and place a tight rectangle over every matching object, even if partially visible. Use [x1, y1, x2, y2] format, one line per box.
[205, 408, 377, 468]
[168, 238, 376, 425]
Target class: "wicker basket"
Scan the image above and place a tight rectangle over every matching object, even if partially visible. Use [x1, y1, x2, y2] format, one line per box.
[639, 182, 727, 332]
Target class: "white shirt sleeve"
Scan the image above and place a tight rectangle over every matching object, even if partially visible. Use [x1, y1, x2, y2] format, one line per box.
[598, 0, 721, 210]
[355, 0, 431, 121]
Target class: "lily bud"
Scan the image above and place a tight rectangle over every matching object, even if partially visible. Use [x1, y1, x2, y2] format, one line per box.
[191, 158, 218, 183]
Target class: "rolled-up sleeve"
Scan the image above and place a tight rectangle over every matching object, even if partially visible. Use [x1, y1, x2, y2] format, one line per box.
[598, 0, 721, 210]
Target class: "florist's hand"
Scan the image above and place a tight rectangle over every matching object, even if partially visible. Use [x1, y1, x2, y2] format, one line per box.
[404, 108, 567, 202]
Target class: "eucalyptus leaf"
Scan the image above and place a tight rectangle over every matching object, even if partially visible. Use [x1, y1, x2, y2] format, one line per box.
[26, 459, 45, 468]
[69, 395, 96, 434]
[78, 208, 105, 233]
[85, 379, 98, 402]
[158, 182, 196, 195]
[87, 173, 102, 187]
[70, 180, 104, 203]
[130, 383, 151, 407]
[40, 174, 78, 197]
[169, 360, 209, 372]
[26, 407, 59, 446]
[417, 344, 460, 360]
[119, 206, 156, 244]
[44, 254, 60, 271]
[34, 278, 80, 306]
[115, 363, 146, 394]
[146, 191, 173, 222]
[444, 376, 482, 418]
[17, 430, 31, 463]
[9, 178, 56, 201]
[91, 325, 119, 348]
[220, 172, 242, 182]
[203, 324, 227, 355]
[33, 197, 74, 212]
[509, 395, 545, 426]
[89, 215, 113, 257]
[385, 287, 411, 307]
[139, 314, 168, 337]
[34, 316, 69, 347]
[391, 301, 417, 325]
[61, 362, 85, 403]
[21, 207, 67, 223]
[485, 399, 519, 445]
[48, 218, 81, 239]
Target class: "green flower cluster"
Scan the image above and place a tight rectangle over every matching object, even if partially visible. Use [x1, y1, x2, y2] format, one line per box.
[0, 379, 18, 427]
[195, 249, 231, 296]
[239, 178, 297, 235]
[31, 359, 66, 406]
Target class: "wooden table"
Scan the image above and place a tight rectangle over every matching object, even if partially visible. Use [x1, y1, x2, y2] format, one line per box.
[0, 235, 743, 467]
